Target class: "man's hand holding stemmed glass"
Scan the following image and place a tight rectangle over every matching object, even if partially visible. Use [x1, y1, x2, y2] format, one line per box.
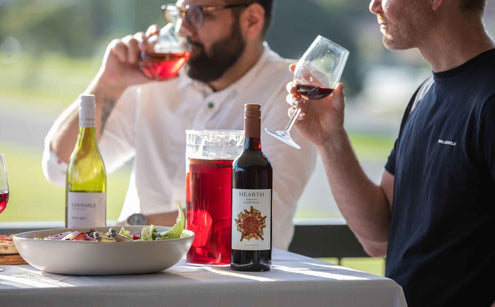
[286, 69, 346, 151]
[285, 59, 393, 258]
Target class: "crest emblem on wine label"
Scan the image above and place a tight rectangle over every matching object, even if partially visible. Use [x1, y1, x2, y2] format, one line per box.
[235, 206, 267, 241]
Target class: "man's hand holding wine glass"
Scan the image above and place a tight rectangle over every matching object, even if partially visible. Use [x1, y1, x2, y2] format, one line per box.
[265, 35, 349, 149]
[286, 63, 347, 150]
[97, 25, 161, 92]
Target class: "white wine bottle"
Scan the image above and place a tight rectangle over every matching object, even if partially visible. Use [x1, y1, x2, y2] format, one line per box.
[66, 94, 107, 228]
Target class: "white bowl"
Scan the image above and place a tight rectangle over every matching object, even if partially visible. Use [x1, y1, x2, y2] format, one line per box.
[13, 226, 194, 275]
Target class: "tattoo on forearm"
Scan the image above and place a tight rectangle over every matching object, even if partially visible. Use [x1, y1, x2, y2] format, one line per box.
[100, 97, 116, 135]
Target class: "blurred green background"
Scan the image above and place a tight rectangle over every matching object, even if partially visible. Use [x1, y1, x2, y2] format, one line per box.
[1, 0, 494, 275]
[0, 0, 429, 223]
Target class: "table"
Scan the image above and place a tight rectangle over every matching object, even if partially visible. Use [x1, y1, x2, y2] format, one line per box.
[0, 249, 406, 307]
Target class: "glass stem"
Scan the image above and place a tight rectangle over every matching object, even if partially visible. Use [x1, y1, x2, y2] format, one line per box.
[284, 107, 302, 131]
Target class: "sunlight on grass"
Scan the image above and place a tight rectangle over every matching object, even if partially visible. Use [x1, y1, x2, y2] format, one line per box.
[0, 141, 129, 223]
[0, 52, 100, 111]
[349, 132, 394, 162]
[319, 257, 386, 276]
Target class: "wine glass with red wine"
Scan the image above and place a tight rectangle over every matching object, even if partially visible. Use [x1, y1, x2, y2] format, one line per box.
[265, 35, 349, 149]
[0, 154, 9, 214]
[139, 6, 191, 81]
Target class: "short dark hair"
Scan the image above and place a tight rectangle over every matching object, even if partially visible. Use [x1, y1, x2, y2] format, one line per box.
[230, 0, 274, 36]
[458, 0, 486, 12]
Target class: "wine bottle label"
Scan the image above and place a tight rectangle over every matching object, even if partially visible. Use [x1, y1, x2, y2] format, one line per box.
[232, 189, 271, 250]
[67, 192, 106, 227]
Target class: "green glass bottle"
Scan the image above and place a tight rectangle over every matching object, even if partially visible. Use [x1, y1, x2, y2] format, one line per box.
[66, 94, 107, 228]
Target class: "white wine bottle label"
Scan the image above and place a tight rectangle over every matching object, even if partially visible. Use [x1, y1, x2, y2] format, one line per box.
[232, 189, 271, 250]
[67, 192, 106, 227]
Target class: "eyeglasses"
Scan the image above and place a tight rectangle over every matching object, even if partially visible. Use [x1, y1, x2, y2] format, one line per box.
[161, 3, 250, 29]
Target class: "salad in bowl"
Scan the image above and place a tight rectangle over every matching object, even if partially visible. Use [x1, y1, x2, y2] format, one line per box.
[13, 205, 194, 275]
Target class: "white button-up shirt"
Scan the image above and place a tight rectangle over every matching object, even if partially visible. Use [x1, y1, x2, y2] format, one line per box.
[43, 45, 316, 249]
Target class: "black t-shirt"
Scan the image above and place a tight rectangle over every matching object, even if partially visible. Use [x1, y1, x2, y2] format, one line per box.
[385, 49, 495, 307]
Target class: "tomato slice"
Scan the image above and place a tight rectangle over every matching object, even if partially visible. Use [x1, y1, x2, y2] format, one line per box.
[71, 232, 86, 241]
[0, 234, 13, 241]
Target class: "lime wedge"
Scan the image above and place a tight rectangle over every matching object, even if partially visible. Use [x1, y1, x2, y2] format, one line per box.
[157, 202, 185, 240]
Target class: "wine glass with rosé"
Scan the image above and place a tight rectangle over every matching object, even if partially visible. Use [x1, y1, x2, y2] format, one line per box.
[265, 35, 349, 149]
[139, 5, 191, 80]
[0, 154, 8, 214]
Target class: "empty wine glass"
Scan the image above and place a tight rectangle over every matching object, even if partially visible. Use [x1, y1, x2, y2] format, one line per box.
[0, 154, 8, 214]
[265, 35, 349, 149]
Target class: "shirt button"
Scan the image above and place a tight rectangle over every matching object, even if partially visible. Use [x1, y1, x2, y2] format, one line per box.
[207, 102, 214, 109]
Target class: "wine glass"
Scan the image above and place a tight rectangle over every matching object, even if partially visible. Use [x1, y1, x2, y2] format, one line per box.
[0, 154, 8, 214]
[139, 5, 191, 80]
[265, 35, 349, 149]
[0, 154, 8, 272]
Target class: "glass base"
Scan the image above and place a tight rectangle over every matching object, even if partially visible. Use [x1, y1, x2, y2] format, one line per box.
[264, 128, 301, 149]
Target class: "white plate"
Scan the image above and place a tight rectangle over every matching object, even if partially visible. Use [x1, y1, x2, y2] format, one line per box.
[13, 226, 194, 275]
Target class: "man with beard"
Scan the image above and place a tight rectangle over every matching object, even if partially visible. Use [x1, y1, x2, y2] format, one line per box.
[286, 0, 494, 305]
[42, 0, 316, 250]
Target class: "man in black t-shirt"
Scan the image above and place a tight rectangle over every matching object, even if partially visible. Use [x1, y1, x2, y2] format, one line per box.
[286, 0, 495, 306]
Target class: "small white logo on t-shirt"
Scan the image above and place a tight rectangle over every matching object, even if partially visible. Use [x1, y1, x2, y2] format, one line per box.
[438, 139, 456, 146]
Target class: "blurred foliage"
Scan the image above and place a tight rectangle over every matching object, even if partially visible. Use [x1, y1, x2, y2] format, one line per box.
[0, 0, 166, 57]
[268, 0, 373, 94]
[0, 0, 370, 95]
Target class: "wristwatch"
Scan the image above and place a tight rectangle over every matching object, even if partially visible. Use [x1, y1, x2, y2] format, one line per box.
[126, 213, 148, 225]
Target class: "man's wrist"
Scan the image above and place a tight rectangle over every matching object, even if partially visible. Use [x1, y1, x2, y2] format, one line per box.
[90, 69, 128, 99]
[317, 128, 348, 152]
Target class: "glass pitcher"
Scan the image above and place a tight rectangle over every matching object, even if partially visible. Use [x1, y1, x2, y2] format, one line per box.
[185, 130, 244, 265]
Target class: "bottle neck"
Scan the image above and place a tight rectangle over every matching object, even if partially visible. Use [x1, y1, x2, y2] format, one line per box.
[77, 127, 97, 146]
[77, 99, 97, 145]
[79, 103, 96, 128]
[244, 116, 261, 151]
[79, 126, 96, 135]
[244, 137, 261, 151]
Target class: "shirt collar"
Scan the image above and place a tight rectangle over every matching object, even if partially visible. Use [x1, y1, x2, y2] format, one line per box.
[178, 42, 273, 96]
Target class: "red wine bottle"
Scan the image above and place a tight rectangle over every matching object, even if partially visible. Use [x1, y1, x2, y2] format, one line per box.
[231, 104, 272, 271]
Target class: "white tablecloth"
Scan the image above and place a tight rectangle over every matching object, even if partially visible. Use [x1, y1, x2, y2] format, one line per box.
[0, 249, 406, 307]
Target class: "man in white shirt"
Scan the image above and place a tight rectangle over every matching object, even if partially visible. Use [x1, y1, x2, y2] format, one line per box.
[42, 0, 315, 249]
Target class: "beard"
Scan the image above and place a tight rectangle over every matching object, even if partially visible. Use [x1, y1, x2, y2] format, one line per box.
[185, 18, 246, 83]
[378, 3, 434, 51]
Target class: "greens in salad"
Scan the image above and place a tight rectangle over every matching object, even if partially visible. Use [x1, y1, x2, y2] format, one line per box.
[40, 203, 185, 242]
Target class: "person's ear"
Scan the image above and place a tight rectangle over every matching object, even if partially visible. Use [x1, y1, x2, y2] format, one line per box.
[240, 3, 265, 39]
[431, 0, 443, 11]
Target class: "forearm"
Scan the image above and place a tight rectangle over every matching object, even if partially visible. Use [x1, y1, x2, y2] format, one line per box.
[318, 130, 391, 248]
[50, 72, 126, 162]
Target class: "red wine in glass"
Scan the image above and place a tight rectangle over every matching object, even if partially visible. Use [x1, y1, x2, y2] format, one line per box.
[295, 84, 334, 100]
[139, 50, 191, 80]
[0, 191, 8, 214]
